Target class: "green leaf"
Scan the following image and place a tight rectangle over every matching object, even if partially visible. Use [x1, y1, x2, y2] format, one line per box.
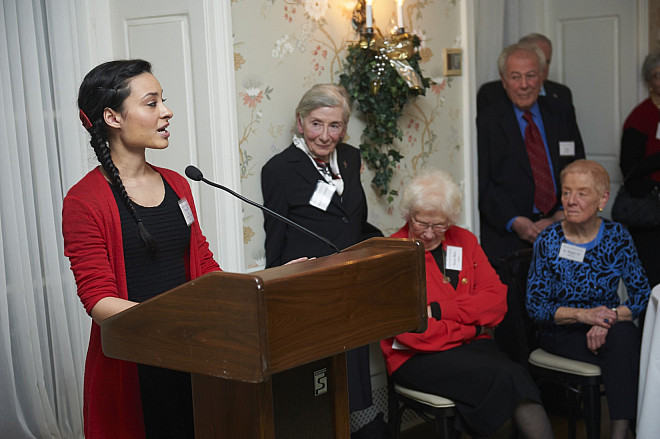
[341, 35, 431, 196]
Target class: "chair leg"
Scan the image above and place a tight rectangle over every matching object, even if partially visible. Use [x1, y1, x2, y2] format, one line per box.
[433, 412, 456, 439]
[567, 390, 578, 439]
[567, 416, 577, 439]
[582, 384, 601, 439]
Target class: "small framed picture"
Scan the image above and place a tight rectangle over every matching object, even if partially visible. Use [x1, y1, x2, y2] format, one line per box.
[444, 48, 462, 76]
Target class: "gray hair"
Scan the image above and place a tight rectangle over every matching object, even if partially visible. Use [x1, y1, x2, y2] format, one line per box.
[518, 33, 552, 52]
[399, 169, 462, 223]
[497, 42, 547, 77]
[642, 52, 660, 84]
[295, 84, 351, 123]
[560, 159, 611, 197]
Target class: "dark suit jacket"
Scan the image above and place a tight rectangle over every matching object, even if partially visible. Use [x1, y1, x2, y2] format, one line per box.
[261, 143, 382, 268]
[477, 97, 585, 263]
[477, 79, 573, 113]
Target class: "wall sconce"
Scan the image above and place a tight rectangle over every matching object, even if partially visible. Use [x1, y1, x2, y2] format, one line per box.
[340, 0, 431, 197]
[353, 0, 407, 35]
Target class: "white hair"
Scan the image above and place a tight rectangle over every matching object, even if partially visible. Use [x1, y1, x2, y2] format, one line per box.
[399, 169, 462, 223]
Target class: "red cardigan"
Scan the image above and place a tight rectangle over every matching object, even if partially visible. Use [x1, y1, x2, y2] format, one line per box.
[623, 97, 660, 182]
[381, 225, 507, 375]
[62, 166, 220, 439]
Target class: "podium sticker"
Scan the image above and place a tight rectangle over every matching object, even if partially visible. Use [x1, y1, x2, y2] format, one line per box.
[314, 368, 328, 396]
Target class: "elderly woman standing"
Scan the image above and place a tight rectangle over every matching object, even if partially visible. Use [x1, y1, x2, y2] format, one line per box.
[382, 169, 553, 438]
[527, 159, 650, 439]
[261, 84, 382, 416]
[619, 52, 660, 289]
[261, 83, 381, 267]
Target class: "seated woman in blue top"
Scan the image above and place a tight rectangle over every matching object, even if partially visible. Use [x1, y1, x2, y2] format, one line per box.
[527, 159, 650, 439]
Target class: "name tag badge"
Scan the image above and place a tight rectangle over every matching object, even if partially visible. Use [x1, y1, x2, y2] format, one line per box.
[178, 198, 195, 226]
[309, 180, 335, 211]
[559, 141, 575, 156]
[559, 242, 586, 262]
[656, 122, 660, 140]
[392, 340, 408, 350]
[446, 246, 463, 271]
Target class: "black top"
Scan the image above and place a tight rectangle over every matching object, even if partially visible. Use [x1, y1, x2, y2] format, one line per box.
[110, 178, 190, 302]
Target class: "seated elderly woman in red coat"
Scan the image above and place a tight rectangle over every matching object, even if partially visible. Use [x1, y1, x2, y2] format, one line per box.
[381, 169, 554, 438]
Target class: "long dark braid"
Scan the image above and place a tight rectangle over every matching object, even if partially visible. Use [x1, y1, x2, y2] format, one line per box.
[78, 60, 159, 252]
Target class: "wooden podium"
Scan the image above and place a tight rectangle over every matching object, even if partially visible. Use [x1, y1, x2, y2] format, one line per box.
[101, 238, 427, 438]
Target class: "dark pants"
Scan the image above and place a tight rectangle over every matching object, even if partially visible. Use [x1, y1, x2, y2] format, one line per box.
[392, 339, 541, 437]
[540, 321, 641, 420]
[347, 345, 373, 412]
[137, 364, 195, 439]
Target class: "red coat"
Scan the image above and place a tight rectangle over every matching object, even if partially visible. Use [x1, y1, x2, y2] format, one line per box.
[381, 225, 507, 375]
[623, 97, 660, 182]
[62, 166, 220, 439]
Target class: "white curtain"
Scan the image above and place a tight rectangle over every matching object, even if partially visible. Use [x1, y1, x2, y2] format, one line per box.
[1, 0, 92, 437]
[475, 0, 546, 87]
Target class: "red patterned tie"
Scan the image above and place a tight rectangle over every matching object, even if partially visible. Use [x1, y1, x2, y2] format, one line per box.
[523, 111, 556, 214]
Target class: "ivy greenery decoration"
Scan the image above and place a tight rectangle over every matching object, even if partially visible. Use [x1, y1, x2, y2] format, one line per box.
[340, 33, 431, 201]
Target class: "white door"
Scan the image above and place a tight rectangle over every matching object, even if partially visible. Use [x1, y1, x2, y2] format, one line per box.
[104, 0, 244, 271]
[544, 0, 647, 216]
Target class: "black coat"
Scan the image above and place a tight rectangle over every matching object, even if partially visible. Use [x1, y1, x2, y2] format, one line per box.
[477, 97, 585, 263]
[261, 142, 382, 411]
[261, 143, 382, 268]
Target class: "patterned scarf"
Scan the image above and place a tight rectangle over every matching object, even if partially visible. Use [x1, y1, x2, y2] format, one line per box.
[293, 134, 344, 195]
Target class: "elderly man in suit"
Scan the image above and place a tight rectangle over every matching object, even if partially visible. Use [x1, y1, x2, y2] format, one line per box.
[477, 33, 573, 112]
[477, 42, 585, 264]
[477, 42, 585, 367]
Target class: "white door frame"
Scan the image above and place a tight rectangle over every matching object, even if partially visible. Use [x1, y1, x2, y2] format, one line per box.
[82, 0, 244, 272]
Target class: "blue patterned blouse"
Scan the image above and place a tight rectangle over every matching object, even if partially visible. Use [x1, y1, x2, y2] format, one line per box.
[526, 219, 650, 323]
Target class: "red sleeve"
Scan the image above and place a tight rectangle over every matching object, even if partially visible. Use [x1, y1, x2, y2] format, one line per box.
[389, 227, 507, 352]
[62, 190, 123, 315]
[191, 217, 221, 275]
[393, 320, 478, 353]
[437, 232, 507, 327]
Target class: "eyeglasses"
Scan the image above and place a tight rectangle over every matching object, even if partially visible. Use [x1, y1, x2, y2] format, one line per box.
[410, 216, 452, 233]
[305, 120, 345, 136]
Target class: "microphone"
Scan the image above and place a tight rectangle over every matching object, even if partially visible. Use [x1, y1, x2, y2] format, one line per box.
[185, 165, 340, 255]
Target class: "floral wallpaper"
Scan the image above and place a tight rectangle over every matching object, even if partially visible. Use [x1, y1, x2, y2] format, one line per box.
[230, 0, 464, 269]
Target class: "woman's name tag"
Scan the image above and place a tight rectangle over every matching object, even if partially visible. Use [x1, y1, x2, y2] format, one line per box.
[446, 246, 463, 271]
[178, 198, 195, 226]
[309, 180, 335, 211]
[559, 242, 586, 262]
